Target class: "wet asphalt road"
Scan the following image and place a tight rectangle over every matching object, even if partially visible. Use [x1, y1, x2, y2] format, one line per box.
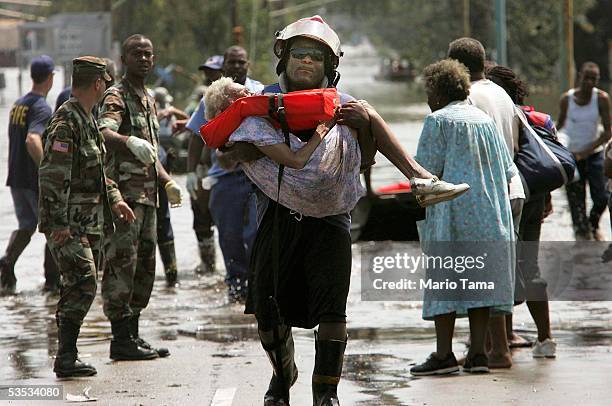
[1, 46, 612, 404]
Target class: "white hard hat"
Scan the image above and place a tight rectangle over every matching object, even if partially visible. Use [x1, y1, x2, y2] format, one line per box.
[274, 15, 342, 58]
[273, 15, 343, 84]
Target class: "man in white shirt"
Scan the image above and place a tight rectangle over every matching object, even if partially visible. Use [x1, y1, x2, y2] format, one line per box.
[449, 37, 524, 369]
[557, 62, 611, 241]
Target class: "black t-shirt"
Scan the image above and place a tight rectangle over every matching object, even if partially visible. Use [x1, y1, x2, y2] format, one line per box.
[6, 92, 52, 191]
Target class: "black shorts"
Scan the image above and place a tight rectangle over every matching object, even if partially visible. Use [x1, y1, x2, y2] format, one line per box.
[245, 203, 352, 330]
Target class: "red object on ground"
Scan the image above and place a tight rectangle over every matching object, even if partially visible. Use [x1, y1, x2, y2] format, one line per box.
[376, 181, 412, 194]
[199, 88, 339, 148]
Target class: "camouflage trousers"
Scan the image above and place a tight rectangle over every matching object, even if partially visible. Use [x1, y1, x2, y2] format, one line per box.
[46, 233, 101, 325]
[102, 203, 157, 321]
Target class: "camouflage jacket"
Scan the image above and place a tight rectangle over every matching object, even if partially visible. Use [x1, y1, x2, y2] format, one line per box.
[98, 77, 159, 207]
[38, 97, 123, 235]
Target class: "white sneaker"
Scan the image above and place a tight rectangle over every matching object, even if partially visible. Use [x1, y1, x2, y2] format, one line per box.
[532, 338, 556, 358]
[411, 177, 470, 207]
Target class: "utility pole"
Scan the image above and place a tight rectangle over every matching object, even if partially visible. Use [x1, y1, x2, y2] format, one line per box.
[230, 0, 244, 46]
[230, 0, 238, 28]
[463, 0, 470, 37]
[559, 0, 574, 92]
[494, 0, 507, 66]
[249, 0, 258, 61]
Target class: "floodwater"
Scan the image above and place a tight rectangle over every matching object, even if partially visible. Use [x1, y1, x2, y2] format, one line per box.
[0, 43, 611, 405]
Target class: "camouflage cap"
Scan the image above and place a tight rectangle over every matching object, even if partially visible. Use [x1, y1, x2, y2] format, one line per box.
[72, 56, 112, 81]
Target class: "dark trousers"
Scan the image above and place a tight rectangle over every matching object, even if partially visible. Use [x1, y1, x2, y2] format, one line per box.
[156, 185, 174, 244]
[8, 187, 58, 281]
[516, 194, 548, 302]
[191, 188, 214, 241]
[566, 151, 610, 234]
[208, 171, 257, 290]
[609, 192, 612, 234]
[156, 146, 174, 245]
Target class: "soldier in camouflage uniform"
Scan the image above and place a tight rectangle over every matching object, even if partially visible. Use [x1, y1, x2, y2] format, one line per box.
[38, 56, 136, 378]
[98, 34, 183, 361]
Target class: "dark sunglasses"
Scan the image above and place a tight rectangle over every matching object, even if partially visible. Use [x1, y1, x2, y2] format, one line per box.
[289, 47, 325, 62]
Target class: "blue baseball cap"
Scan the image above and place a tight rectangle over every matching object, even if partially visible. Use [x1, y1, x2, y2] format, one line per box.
[30, 55, 55, 78]
[198, 55, 224, 71]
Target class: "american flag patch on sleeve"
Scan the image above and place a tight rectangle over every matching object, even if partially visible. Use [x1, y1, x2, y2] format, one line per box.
[52, 141, 69, 153]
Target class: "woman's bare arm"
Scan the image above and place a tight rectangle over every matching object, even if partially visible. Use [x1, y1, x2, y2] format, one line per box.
[337, 100, 377, 171]
[358, 101, 432, 179]
[256, 119, 335, 169]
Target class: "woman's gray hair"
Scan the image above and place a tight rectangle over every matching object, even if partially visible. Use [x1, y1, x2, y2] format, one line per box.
[423, 59, 471, 102]
[204, 76, 241, 120]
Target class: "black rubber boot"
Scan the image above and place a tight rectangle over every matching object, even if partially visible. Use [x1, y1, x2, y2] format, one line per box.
[312, 332, 347, 406]
[128, 314, 170, 358]
[43, 244, 60, 293]
[261, 327, 298, 406]
[194, 238, 215, 275]
[0, 258, 16, 294]
[0, 229, 33, 293]
[109, 317, 158, 361]
[53, 318, 97, 378]
[158, 241, 179, 287]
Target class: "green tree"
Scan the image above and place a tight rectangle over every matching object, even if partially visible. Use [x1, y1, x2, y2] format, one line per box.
[47, 0, 279, 105]
[327, 0, 599, 90]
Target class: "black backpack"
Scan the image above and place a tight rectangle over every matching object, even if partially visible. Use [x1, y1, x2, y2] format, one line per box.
[514, 108, 576, 197]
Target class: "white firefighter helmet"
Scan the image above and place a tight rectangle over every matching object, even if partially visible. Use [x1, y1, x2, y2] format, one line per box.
[274, 15, 342, 58]
[274, 15, 343, 78]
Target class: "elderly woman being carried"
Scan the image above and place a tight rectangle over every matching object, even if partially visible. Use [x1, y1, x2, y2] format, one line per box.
[203, 77, 469, 217]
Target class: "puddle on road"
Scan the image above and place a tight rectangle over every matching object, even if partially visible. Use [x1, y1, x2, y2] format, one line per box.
[179, 312, 259, 343]
[2, 270, 612, 404]
[0, 52, 610, 403]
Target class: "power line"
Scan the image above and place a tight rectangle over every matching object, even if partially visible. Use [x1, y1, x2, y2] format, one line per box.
[0, 7, 45, 21]
[0, 0, 51, 6]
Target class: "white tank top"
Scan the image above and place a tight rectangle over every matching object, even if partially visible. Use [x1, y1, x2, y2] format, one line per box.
[564, 88, 602, 153]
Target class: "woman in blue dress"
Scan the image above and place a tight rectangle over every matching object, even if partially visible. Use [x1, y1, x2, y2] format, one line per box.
[409, 59, 516, 376]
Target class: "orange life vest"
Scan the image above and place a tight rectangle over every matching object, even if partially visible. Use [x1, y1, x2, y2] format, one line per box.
[199, 88, 339, 148]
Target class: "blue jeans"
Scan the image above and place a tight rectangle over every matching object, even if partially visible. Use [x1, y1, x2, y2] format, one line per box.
[10, 187, 38, 230]
[9, 187, 58, 283]
[209, 171, 257, 292]
[566, 151, 611, 234]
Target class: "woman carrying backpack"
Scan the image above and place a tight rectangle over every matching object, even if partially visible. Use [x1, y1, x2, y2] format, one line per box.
[486, 65, 557, 358]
